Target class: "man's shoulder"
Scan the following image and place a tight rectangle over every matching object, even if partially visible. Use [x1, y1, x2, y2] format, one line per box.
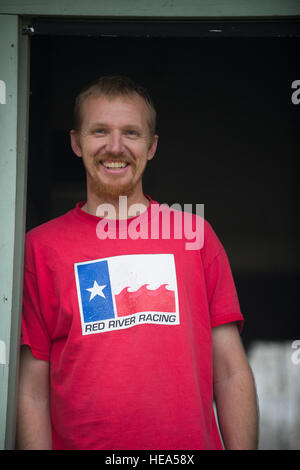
[150, 201, 220, 252]
[152, 201, 211, 231]
[26, 208, 76, 246]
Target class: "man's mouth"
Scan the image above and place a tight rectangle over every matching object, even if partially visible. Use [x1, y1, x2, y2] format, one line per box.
[101, 161, 129, 169]
[98, 160, 132, 175]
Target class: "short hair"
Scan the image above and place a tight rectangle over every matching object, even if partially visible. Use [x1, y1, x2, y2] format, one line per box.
[73, 75, 156, 136]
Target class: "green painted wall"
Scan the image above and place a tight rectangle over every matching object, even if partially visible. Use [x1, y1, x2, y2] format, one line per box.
[0, 15, 19, 450]
[0, 15, 29, 450]
[0, 0, 300, 17]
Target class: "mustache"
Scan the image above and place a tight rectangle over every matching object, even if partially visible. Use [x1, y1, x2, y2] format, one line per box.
[96, 153, 135, 165]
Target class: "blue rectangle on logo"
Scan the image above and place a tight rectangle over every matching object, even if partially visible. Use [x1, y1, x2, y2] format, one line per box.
[76, 260, 115, 322]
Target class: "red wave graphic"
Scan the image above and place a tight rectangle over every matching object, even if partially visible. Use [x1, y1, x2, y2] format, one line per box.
[115, 283, 176, 317]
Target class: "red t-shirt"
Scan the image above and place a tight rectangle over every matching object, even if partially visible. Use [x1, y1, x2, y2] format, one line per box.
[21, 199, 244, 450]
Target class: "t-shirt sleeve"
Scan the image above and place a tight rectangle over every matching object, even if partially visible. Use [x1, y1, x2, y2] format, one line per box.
[203, 222, 244, 332]
[21, 237, 51, 361]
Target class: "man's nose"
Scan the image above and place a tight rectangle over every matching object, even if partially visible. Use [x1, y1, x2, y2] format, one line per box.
[105, 131, 124, 155]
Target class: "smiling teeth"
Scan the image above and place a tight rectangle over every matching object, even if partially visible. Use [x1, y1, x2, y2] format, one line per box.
[102, 161, 127, 168]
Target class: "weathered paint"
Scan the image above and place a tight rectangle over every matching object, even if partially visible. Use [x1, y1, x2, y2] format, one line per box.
[0, 0, 299, 17]
[0, 15, 29, 450]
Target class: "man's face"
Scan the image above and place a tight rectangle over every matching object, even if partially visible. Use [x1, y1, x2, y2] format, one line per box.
[70, 94, 158, 200]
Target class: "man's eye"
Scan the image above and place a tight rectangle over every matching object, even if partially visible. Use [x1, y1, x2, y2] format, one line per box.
[125, 130, 138, 137]
[94, 129, 106, 135]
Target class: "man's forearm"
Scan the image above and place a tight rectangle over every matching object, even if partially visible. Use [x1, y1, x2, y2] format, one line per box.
[16, 396, 52, 450]
[214, 367, 259, 450]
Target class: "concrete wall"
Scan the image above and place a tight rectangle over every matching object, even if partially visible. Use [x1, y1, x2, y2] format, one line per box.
[249, 341, 300, 450]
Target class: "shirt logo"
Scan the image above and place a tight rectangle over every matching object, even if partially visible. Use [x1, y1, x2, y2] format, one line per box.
[74, 254, 179, 335]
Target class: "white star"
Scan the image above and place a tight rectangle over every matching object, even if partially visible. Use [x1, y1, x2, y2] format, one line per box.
[86, 280, 107, 301]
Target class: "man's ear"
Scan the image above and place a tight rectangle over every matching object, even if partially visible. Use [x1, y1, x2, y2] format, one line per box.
[147, 134, 159, 161]
[70, 129, 82, 157]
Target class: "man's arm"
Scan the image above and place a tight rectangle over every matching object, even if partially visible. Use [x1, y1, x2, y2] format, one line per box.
[16, 345, 52, 450]
[212, 322, 259, 450]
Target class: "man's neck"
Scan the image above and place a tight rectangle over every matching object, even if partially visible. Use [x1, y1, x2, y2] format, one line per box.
[82, 191, 150, 219]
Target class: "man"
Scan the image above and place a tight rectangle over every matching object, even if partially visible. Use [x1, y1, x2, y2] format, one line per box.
[17, 76, 259, 450]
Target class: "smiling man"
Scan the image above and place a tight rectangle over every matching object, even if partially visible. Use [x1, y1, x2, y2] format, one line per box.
[70, 78, 158, 215]
[17, 76, 259, 450]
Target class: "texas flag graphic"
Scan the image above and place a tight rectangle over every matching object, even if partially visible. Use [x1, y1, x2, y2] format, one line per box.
[74, 254, 179, 335]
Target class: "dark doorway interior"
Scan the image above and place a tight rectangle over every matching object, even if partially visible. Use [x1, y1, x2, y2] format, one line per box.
[27, 33, 300, 349]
